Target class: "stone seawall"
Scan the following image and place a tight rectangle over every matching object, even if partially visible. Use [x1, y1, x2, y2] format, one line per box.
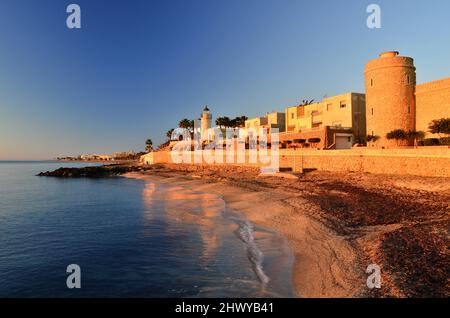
[141, 147, 450, 177]
[295, 152, 449, 177]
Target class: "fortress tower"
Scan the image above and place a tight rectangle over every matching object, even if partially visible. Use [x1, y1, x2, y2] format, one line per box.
[365, 51, 416, 147]
[200, 105, 212, 140]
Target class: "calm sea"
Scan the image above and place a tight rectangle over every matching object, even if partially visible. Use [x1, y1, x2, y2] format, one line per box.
[0, 161, 295, 298]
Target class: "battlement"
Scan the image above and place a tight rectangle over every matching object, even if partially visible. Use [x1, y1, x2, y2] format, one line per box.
[416, 77, 450, 94]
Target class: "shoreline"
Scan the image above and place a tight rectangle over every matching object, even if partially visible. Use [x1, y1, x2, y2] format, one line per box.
[124, 170, 364, 297]
[37, 163, 450, 297]
[123, 164, 449, 298]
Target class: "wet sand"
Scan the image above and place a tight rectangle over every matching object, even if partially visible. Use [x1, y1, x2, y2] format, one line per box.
[127, 173, 361, 297]
[125, 164, 450, 298]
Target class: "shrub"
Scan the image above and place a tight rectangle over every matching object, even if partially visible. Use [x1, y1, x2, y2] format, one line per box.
[419, 137, 450, 146]
[367, 134, 380, 142]
[386, 129, 408, 140]
[420, 138, 440, 146]
[407, 130, 426, 146]
[428, 118, 450, 137]
[407, 130, 425, 140]
[439, 137, 450, 145]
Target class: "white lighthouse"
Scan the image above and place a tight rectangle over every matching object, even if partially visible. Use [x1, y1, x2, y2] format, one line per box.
[200, 105, 212, 141]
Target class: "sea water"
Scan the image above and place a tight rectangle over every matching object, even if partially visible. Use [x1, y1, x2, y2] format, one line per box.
[0, 161, 295, 297]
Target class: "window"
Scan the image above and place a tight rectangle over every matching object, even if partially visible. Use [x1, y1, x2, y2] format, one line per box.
[291, 113, 294, 119]
[370, 79, 374, 87]
[340, 101, 347, 108]
[326, 103, 332, 111]
[408, 105, 410, 114]
[371, 107, 374, 115]
[407, 75, 410, 84]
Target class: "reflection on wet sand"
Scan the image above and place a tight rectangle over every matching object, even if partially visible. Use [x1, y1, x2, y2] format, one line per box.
[138, 179, 296, 297]
[141, 182, 235, 264]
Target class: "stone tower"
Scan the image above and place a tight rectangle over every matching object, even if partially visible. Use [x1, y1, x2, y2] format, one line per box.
[365, 51, 416, 147]
[200, 105, 212, 140]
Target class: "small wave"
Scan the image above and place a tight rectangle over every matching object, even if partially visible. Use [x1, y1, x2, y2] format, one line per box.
[235, 219, 270, 286]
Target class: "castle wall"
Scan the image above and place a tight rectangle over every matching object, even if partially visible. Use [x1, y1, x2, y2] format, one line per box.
[415, 78, 450, 138]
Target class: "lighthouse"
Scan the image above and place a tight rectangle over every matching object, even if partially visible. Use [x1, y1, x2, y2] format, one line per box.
[200, 106, 212, 141]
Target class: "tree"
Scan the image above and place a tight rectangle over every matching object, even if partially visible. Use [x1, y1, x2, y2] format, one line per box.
[366, 134, 380, 142]
[300, 99, 315, 106]
[166, 128, 175, 141]
[407, 130, 425, 146]
[145, 139, 153, 152]
[215, 117, 222, 128]
[224, 117, 232, 128]
[233, 116, 248, 128]
[178, 118, 195, 138]
[215, 116, 231, 128]
[179, 118, 192, 130]
[386, 129, 408, 146]
[428, 118, 450, 138]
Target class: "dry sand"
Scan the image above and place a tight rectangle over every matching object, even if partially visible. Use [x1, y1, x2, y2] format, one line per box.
[125, 164, 450, 298]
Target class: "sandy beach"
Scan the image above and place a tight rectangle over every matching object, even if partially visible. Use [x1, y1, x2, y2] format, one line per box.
[125, 164, 450, 298]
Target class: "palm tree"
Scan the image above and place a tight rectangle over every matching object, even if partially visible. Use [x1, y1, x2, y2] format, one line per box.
[235, 116, 248, 128]
[215, 117, 226, 128]
[179, 118, 194, 132]
[166, 128, 175, 141]
[145, 139, 153, 152]
[179, 118, 191, 130]
[300, 99, 315, 106]
[221, 116, 231, 128]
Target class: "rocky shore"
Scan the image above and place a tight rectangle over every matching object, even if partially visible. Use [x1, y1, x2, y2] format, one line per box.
[37, 164, 149, 178]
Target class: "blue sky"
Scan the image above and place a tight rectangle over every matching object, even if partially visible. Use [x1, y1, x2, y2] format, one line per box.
[0, 0, 449, 159]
